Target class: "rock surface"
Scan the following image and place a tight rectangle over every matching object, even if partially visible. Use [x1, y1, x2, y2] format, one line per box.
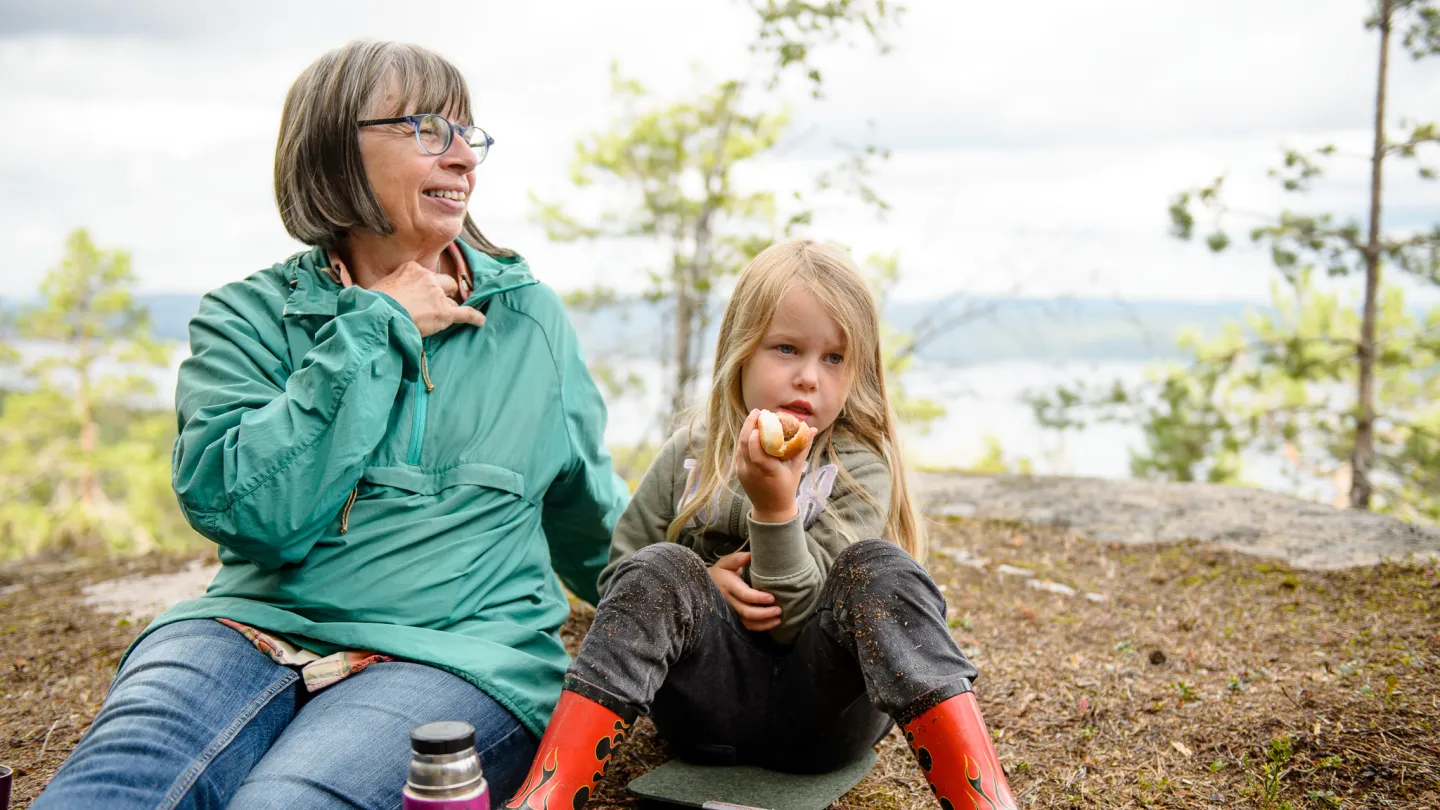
[915, 472, 1440, 569]
[81, 559, 220, 622]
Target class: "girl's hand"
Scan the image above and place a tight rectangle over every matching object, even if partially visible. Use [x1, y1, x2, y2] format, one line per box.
[734, 409, 817, 525]
[708, 551, 782, 632]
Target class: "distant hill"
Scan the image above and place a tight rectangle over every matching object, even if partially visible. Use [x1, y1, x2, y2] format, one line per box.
[5, 292, 1268, 363]
[137, 293, 207, 342]
[566, 296, 1262, 363]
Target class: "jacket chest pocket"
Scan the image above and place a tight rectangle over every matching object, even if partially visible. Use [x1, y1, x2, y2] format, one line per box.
[336, 462, 531, 535]
[361, 463, 528, 499]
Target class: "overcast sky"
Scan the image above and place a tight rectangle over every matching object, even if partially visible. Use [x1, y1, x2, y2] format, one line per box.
[3, 0, 1438, 304]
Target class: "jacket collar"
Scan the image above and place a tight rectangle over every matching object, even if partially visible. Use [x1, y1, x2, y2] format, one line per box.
[282, 242, 537, 319]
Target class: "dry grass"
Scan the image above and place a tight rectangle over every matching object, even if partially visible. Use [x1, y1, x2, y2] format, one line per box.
[0, 551, 207, 809]
[907, 519, 1440, 809]
[580, 519, 1440, 809]
[4, 519, 1439, 808]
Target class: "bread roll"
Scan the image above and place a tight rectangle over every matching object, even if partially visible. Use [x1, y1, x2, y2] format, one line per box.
[757, 409, 807, 460]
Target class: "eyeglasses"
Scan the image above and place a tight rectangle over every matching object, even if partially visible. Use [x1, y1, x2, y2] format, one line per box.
[356, 113, 494, 164]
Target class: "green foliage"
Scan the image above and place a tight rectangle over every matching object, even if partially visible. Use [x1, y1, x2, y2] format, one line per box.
[744, 0, 905, 96]
[966, 434, 1033, 475]
[535, 66, 789, 426]
[0, 229, 199, 558]
[1032, 275, 1440, 517]
[588, 360, 647, 405]
[540, 2, 902, 433]
[1382, 0, 1440, 58]
[608, 440, 663, 492]
[1039, 2, 1440, 518]
[1173, 680, 1202, 703]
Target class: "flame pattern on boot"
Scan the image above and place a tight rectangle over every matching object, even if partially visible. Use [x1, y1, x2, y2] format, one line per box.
[506, 715, 632, 810]
[905, 735, 1016, 810]
[901, 692, 1018, 810]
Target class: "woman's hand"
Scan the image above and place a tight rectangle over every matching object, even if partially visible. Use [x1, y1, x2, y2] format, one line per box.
[734, 409, 816, 525]
[371, 262, 486, 337]
[708, 551, 782, 632]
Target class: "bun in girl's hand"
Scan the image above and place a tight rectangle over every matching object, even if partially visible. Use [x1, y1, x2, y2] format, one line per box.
[757, 409, 808, 460]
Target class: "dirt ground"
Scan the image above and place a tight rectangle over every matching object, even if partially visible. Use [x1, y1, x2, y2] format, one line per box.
[3, 518, 1438, 809]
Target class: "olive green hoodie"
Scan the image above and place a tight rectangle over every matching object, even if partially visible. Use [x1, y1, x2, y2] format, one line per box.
[598, 425, 893, 644]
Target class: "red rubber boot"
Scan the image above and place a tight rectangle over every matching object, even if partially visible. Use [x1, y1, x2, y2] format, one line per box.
[504, 690, 633, 810]
[901, 692, 1018, 809]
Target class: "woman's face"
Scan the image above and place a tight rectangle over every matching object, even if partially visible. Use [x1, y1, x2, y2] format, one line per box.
[357, 97, 477, 252]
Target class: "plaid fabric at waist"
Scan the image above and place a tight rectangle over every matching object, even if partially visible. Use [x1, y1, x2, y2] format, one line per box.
[216, 619, 392, 692]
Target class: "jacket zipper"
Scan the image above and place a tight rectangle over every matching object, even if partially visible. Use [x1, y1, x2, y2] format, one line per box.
[407, 341, 434, 465]
[338, 486, 359, 534]
[401, 284, 528, 467]
[344, 336, 434, 532]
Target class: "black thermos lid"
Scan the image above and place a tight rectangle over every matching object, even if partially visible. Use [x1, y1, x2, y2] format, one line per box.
[410, 721, 477, 756]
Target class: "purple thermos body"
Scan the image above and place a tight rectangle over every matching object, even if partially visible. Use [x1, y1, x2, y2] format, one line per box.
[401, 721, 490, 810]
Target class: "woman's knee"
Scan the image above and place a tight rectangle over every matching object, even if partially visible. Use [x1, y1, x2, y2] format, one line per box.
[34, 622, 299, 810]
[121, 618, 254, 670]
[113, 620, 295, 701]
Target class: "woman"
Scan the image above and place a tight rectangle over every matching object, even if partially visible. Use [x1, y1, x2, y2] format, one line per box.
[34, 41, 627, 810]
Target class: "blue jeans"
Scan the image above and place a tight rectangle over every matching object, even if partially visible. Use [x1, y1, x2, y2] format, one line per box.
[32, 620, 537, 809]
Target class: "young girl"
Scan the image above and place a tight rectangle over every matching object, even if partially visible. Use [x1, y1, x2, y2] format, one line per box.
[506, 239, 1016, 810]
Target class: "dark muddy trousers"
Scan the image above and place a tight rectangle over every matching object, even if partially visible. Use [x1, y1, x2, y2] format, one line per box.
[566, 539, 979, 773]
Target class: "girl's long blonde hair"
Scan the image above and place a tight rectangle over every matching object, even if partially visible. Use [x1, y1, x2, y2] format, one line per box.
[667, 239, 926, 561]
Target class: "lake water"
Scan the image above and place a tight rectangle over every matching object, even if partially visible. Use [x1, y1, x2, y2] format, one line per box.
[599, 357, 1152, 476]
[576, 357, 1331, 499]
[5, 344, 1332, 501]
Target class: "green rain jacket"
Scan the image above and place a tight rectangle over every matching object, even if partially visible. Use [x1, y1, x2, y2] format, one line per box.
[133, 241, 629, 738]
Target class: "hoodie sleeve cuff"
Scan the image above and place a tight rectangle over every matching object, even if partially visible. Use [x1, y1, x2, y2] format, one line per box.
[746, 511, 813, 580]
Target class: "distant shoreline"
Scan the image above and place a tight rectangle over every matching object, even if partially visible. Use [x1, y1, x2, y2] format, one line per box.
[5, 293, 1291, 364]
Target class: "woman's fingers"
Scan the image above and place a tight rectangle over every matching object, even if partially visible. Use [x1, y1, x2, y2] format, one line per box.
[447, 307, 487, 328]
[431, 273, 460, 297]
[369, 263, 487, 337]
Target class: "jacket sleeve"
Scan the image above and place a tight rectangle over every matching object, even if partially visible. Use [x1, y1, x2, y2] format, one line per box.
[540, 303, 631, 606]
[747, 455, 892, 644]
[171, 282, 422, 570]
[593, 430, 687, 599]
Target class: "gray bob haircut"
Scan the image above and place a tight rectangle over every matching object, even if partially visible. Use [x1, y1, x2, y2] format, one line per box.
[274, 40, 511, 257]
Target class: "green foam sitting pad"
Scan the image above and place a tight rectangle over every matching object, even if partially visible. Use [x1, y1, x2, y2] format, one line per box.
[627, 751, 877, 810]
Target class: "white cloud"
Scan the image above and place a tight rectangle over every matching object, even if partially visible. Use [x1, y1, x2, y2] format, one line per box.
[2, 0, 1437, 307]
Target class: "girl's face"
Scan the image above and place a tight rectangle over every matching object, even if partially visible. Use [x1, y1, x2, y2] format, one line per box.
[740, 286, 852, 432]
